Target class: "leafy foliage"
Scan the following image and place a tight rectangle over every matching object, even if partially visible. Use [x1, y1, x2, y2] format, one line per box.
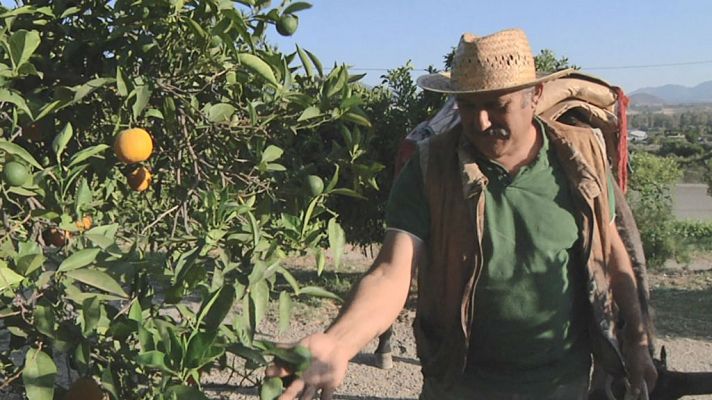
[0, 0, 379, 398]
[627, 152, 684, 268]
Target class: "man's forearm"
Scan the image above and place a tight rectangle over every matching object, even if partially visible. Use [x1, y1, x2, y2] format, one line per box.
[608, 224, 649, 345]
[325, 231, 419, 360]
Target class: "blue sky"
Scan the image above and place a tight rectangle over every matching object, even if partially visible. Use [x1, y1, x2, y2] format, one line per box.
[3, 0, 711, 92]
[271, 0, 712, 92]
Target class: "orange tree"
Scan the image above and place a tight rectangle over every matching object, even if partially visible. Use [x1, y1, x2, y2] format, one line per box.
[0, 0, 378, 399]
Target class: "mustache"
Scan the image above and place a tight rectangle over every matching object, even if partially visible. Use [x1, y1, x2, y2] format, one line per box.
[482, 127, 510, 139]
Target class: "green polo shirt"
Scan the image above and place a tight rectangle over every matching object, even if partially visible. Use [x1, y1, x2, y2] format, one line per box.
[386, 121, 615, 397]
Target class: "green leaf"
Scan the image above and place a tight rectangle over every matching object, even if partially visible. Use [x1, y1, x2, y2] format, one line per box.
[128, 300, 143, 323]
[0, 139, 42, 169]
[295, 44, 313, 78]
[137, 350, 172, 373]
[278, 291, 292, 334]
[329, 188, 366, 199]
[207, 103, 236, 123]
[72, 78, 113, 103]
[116, 66, 129, 97]
[237, 53, 279, 87]
[0, 88, 33, 117]
[250, 280, 269, 326]
[81, 296, 102, 336]
[68, 144, 109, 168]
[283, 1, 312, 14]
[299, 286, 341, 301]
[297, 105, 321, 121]
[304, 48, 323, 77]
[165, 385, 210, 400]
[185, 331, 219, 368]
[198, 285, 236, 329]
[0, 264, 24, 291]
[65, 269, 128, 297]
[34, 302, 55, 338]
[84, 224, 119, 249]
[277, 267, 300, 294]
[132, 83, 152, 118]
[52, 122, 73, 162]
[315, 248, 325, 276]
[7, 30, 40, 70]
[22, 348, 56, 400]
[16, 253, 45, 276]
[74, 177, 92, 217]
[260, 376, 284, 400]
[341, 110, 372, 128]
[101, 367, 119, 400]
[327, 219, 345, 269]
[57, 248, 101, 272]
[261, 145, 283, 163]
[266, 163, 286, 171]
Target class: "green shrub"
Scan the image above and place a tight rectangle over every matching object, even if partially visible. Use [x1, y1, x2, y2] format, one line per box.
[627, 152, 683, 268]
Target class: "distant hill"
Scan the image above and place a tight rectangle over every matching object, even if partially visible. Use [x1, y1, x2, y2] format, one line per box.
[630, 81, 712, 104]
[629, 92, 666, 106]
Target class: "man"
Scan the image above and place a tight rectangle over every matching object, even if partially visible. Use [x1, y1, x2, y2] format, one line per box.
[267, 28, 657, 400]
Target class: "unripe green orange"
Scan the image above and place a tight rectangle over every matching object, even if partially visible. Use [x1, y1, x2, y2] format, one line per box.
[2, 161, 29, 187]
[306, 175, 324, 196]
[276, 14, 298, 36]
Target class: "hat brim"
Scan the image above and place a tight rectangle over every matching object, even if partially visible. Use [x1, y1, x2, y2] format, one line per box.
[417, 68, 575, 94]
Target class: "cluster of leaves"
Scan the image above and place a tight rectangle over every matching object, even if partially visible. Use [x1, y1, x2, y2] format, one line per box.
[672, 219, 712, 251]
[334, 62, 445, 247]
[627, 151, 684, 268]
[0, 0, 380, 399]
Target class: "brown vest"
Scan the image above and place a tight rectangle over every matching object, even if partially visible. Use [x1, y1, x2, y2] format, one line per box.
[414, 117, 625, 384]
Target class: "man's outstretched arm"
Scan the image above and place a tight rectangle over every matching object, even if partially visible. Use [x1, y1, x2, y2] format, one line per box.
[267, 230, 423, 400]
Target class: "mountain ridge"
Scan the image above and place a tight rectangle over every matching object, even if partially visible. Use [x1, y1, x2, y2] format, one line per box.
[630, 80, 712, 104]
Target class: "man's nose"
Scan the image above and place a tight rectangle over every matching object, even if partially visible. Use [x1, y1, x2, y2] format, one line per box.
[476, 109, 492, 131]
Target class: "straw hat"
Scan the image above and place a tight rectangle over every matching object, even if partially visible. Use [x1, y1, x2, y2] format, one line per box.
[417, 29, 573, 94]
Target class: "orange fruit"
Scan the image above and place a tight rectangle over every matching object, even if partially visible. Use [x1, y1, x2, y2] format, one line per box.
[47, 228, 70, 247]
[75, 215, 93, 231]
[63, 377, 103, 400]
[113, 128, 153, 164]
[127, 167, 152, 192]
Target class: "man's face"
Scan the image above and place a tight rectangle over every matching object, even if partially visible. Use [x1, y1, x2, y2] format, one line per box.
[455, 86, 540, 154]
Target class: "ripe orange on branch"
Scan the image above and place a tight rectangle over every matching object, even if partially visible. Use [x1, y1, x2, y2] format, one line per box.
[75, 215, 93, 231]
[113, 128, 153, 164]
[127, 166, 152, 192]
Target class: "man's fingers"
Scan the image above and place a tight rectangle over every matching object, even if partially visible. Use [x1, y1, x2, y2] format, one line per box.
[265, 362, 293, 378]
[299, 385, 317, 400]
[320, 387, 336, 400]
[278, 378, 305, 400]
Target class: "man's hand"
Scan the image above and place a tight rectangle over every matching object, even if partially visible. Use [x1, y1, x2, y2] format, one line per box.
[623, 341, 657, 398]
[265, 333, 349, 400]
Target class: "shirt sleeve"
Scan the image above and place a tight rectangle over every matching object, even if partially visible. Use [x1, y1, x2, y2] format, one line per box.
[385, 149, 430, 242]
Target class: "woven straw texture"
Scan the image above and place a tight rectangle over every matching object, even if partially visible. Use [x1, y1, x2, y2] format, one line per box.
[418, 29, 572, 94]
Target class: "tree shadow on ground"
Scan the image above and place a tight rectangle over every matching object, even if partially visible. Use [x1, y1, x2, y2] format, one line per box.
[650, 283, 712, 340]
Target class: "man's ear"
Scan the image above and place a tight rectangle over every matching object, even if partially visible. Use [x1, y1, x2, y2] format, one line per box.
[531, 83, 544, 109]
